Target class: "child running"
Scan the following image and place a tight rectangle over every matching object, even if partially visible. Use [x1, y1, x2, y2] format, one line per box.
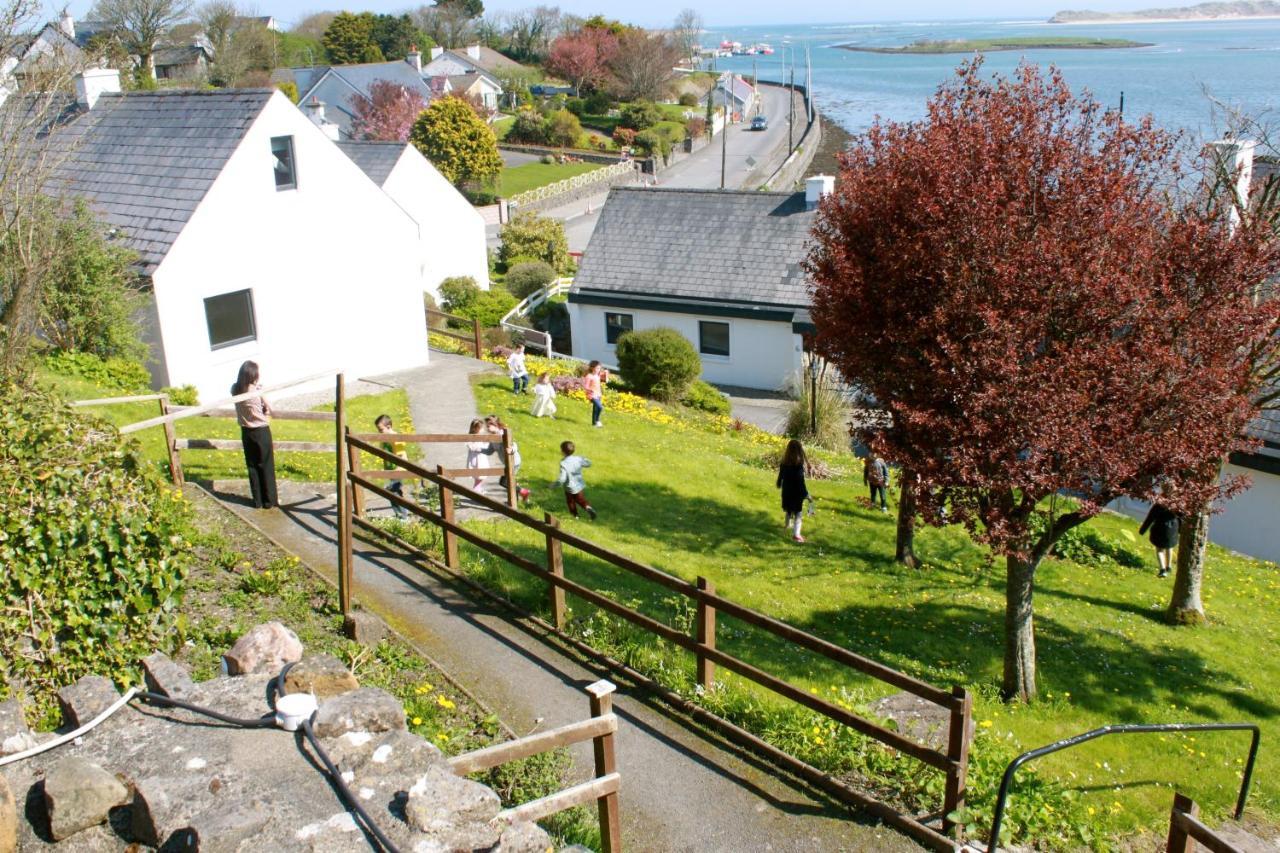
[375, 414, 410, 519]
[554, 440, 596, 519]
[530, 372, 557, 418]
[776, 439, 810, 543]
[485, 415, 531, 503]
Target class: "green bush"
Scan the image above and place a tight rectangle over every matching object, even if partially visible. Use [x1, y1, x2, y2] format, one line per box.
[619, 100, 662, 130]
[565, 97, 586, 116]
[544, 109, 583, 148]
[678, 92, 698, 107]
[505, 260, 557, 299]
[681, 379, 730, 415]
[499, 213, 571, 273]
[0, 381, 193, 715]
[614, 327, 701, 403]
[464, 288, 519, 328]
[583, 91, 612, 114]
[438, 276, 481, 314]
[507, 108, 547, 144]
[161, 385, 198, 406]
[43, 350, 151, 392]
[634, 128, 672, 160]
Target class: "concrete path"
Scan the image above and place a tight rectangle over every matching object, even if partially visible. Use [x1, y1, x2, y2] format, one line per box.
[721, 385, 792, 434]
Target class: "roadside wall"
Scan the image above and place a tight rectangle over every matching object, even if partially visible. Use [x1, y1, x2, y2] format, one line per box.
[758, 81, 822, 191]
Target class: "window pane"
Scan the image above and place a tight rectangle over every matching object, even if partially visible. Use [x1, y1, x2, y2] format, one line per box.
[271, 135, 296, 190]
[699, 321, 730, 357]
[205, 289, 256, 349]
[605, 312, 633, 345]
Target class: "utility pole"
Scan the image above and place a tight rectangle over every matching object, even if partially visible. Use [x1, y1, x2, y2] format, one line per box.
[720, 92, 728, 188]
[788, 52, 795, 155]
[805, 43, 813, 124]
[752, 58, 757, 115]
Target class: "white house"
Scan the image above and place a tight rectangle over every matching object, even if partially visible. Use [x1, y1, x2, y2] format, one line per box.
[713, 73, 758, 120]
[421, 45, 516, 110]
[46, 71, 430, 402]
[567, 179, 832, 391]
[1, 14, 85, 102]
[337, 140, 491, 296]
[278, 55, 438, 140]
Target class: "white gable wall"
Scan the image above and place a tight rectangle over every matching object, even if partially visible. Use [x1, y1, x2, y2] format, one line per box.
[151, 91, 428, 402]
[382, 146, 491, 298]
[422, 55, 475, 77]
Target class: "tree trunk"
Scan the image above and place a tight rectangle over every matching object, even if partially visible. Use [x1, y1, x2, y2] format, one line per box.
[895, 472, 918, 568]
[1167, 511, 1209, 626]
[1002, 554, 1039, 702]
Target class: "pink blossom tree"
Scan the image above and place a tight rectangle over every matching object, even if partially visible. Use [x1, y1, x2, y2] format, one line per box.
[351, 79, 428, 142]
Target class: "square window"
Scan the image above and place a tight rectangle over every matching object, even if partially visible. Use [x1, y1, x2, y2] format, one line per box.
[605, 312, 633, 345]
[204, 289, 257, 349]
[271, 135, 296, 190]
[699, 321, 730, 357]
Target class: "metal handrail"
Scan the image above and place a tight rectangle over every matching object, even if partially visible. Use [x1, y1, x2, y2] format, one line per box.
[986, 721, 1261, 851]
[500, 277, 574, 357]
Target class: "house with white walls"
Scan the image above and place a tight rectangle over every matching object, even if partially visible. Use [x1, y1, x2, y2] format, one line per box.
[1, 13, 85, 101]
[44, 71, 430, 402]
[337, 140, 490, 296]
[421, 45, 514, 110]
[277, 52, 438, 140]
[567, 178, 833, 392]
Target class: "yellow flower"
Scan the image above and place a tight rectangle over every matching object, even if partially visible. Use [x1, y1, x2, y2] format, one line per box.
[436, 696, 455, 710]
[412, 716, 422, 726]
[979, 720, 993, 728]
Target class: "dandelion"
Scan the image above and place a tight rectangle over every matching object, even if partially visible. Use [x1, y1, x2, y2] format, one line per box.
[436, 696, 455, 710]
[979, 720, 993, 728]
[412, 716, 422, 726]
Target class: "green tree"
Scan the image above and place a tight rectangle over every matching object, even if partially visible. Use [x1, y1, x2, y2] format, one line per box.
[544, 109, 582, 148]
[371, 13, 426, 60]
[615, 327, 702, 402]
[410, 96, 502, 187]
[276, 30, 325, 65]
[322, 11, 378, 65]
[436, 0, 483, 18]
[498, 213, 570, 272]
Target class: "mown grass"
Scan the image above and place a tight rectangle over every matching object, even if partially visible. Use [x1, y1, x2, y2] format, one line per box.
[455, 373, 1279, 846]
[498, 161, 603, 197]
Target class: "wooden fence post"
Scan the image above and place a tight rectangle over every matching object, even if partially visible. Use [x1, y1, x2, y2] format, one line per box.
[942, 685, 973, 837]
[545, 512, 565, 630]
[159, 396, 184, 486]
[696, 577, 716, 692]
[587, 680, 622, 853]
[502, 428, 518, 508]
[348, 436, 366, 519]
[472, 317, 482, 360]
[1166, 792, 1197, 853]
[336, 374, 351, 616]
[439, 464, 459, 569]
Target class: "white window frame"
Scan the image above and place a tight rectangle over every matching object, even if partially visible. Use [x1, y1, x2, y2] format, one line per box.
[271, 135, 297, 191]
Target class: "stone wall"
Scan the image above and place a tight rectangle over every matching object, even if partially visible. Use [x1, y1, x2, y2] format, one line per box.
[509, 165, 642, 216]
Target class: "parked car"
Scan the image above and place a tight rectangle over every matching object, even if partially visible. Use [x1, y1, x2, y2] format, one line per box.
[750, 114, 768, 131]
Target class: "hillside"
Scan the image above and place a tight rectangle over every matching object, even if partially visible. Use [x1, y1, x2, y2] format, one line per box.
[1051, 0, 1280, 23]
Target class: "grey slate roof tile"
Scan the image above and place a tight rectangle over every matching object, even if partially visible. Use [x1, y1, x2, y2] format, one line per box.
[335, 140, 404, 186]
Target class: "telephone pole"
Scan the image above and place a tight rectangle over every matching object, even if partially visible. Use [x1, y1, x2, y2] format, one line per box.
[788, 52, 795, 155]
[720, 90, 728, 188]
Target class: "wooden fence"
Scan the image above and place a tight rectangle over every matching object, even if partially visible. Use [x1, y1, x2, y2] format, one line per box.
[1166, 793, 1239, 853]
[427, 307, 482, 359]
[339, 433, 973, 852]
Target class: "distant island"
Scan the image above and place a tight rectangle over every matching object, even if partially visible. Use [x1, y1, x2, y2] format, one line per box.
[837, 36, 1151, 54]
[1050, 1, 1280, 23]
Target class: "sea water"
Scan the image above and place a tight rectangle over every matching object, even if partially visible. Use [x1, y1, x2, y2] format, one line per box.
[703, 18, 1280, 140]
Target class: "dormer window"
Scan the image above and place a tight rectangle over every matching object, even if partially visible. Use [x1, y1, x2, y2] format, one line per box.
[271, 135, 296, 190]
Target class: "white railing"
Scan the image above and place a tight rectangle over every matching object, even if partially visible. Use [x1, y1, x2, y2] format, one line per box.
[508, 160, 638, 208]
[500, 277, 574, 357]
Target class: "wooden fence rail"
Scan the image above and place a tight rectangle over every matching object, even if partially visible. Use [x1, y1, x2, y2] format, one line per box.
[1166, 793, 1239, 853]
[427, 307, 482, 359]
[343, 433, 971, 851]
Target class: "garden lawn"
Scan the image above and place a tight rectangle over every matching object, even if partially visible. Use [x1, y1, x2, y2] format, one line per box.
[498, 161, 603, 197]
[38, 366, 415, 482]
[459, 373, 1280, 845]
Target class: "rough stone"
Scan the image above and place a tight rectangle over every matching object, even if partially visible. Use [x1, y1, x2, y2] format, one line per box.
[171, 801, 271, 853]
[495, 820, 554, 852]
[56, 675, 119, 729]
[42, 757, 129, 841]
[223, 621, 304, 676]
[283, 653, 359, 699]
[0, 701, 27, 741]
[141, 651, 197, 699]
[130, 774, 200, 847]
[342, 610, 387, 647]
[404, 764, 501, 838]
[312, 688, 405, 739]
[869, 691, 973, 752]
[0, 773, 16, 853]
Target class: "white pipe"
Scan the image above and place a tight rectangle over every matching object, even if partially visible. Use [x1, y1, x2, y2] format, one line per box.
[0, 687, 139, 767]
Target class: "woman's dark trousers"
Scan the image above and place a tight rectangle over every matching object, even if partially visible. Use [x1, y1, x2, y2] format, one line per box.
[241, 426, 278, 509]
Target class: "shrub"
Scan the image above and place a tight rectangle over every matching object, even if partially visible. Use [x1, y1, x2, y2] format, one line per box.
[438, 276, 480, 314]
[684, 117, 707, 139]
[161, 385, 198, 406]
[619, 100, 661, 131]
[424, 292, 447, 329]
[508, 108, 547, 144]
[611, 126, 637, 149]
[505, 260, 557, 299]
[544, 109, 583, 148]
[0, 381, 193, 713]
[43, 350, 151, 392]
[681, 379, 730, 415]
[614, 327, 701, 402]
[634, 128, 671, 160]
[565, 97, 587, 117]
[540, 153, 556, 164]
[784, 369, 850, 452]
[583, 91, 612, 114]
[448, 286, 518, 328]
[499, 213, 571, 273]
[678, 92, 698, 107]
[482, 326, 514, 350]
[276, 80, 299, 103]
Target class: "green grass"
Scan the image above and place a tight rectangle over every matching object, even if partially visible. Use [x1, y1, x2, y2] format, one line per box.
[498, 161, 604, 197]
[493, 114, 515, 140]
[458, 374, 1280, 845]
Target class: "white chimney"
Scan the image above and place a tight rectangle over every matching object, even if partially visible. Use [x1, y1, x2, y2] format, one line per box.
[60, 11, 75, 38]
[406, 44, 421, 73]
[74, 67, 120, 110]
[466, 44, 480, 60]
[429, 46, 444, 61]
[1206, 137, 1256, 230]
[304, 96, 340, 140]
[805, 174, 835, 210]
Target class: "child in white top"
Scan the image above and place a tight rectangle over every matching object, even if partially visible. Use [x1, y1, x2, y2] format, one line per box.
[465, 418, 497, 489]
[530, 372, 557, 418]
[507, 345, 529, 394]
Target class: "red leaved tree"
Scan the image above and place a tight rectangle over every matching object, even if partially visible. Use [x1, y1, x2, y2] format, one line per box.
[806, 61, 1280, 702]
[351, 79, 428, 142]
[545, 26, 618, 95]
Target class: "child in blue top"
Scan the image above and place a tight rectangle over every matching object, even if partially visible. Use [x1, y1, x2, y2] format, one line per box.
[554, 440, 596, 519]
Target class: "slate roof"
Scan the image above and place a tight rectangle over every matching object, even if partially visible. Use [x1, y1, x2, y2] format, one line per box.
[443, 46, 523, 76]
[336, 140, 404, 186]
[45, 88, 274, 275]
[718, 74, 755, 104]
[154, 45, 209, 68]
[287, 60, 436, 138]
[571, 187, 816, 311]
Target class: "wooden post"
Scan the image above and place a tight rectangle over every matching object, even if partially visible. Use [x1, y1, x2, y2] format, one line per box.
[1166, 792, 1198, 853]
[502, 428, 518, 508]
[696, 577, 716, 692]
[586, 680, 622, 853]
[545, 512, 566, 630]
[472, 317, 482, 360]
[348, 435, 366, 518]
[942, 685, 973, 838]
[336, 374, 351, 616]
[439, 464, 459, 569]
[159, 396, 184, 486]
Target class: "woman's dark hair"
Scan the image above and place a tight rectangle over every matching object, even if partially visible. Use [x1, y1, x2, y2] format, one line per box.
[782, 439, 806, 469]
[468, 418, 485, 434]
[232, 361, 259, 395]
[588, 360, 600, 371]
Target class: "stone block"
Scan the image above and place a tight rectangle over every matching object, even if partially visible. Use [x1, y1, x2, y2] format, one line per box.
[170, 801, 271, 853]
[282, 654, 359, 700]
[56, 675, 119, 729]
[312, 688, 405, 739]
[0, 773, 16, 853]
[0, 699, 36, 758]
[869, 691, 972, 752]
[222, 622, 303, 676]
[495, 820, 554, 852]
[342, 611, 387, 647]
[141, 652, 197, 700]
[130, 775, 194, 847]
[42, 757, 128, 841]
[405, 764, 500, 836]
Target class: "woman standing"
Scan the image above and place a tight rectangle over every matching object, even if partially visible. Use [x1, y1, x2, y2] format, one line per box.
[232, 361, 277, 510]
[1139, 502, 1179, 578]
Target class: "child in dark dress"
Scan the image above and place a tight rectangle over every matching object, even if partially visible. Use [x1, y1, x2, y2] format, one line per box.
[1140, 502, 1179, 578]
[776, 439, 810, 543]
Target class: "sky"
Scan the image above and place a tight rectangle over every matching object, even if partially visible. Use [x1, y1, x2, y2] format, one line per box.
[57, 0, 1166, 31]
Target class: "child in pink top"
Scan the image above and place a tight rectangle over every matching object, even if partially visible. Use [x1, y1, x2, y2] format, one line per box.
[583, 361, 608, 427]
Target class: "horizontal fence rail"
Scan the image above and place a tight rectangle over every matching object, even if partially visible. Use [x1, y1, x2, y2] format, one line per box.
[342, 433, 971, 851]
[1167, 793, 1239, 853]
[508, 160, 638, 207]
[427, 308, 482, 359]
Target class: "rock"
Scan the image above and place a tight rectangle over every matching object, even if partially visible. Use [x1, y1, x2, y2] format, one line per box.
[141, 652, 197, 699]
[312, 688, 405, 739]
[0, 773, 16, 853]
[342, 611, 387, 647]
[171, 801, 271, 853]
[223, 622, 303, 676]
[495, 820, 553, 852]
[0, 701, 28, 741]
[283, 654, 359, 699]
[404, 764, 501, 845]
[130, 775, 195, 847]
[42, 757, 129, 841]
[869, 691, 973, 752]
[56, 675, 119, 729]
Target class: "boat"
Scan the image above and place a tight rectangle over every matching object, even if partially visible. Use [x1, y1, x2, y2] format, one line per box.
[757, 43, 774, 54]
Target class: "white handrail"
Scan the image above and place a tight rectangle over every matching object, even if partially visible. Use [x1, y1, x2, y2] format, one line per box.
[500, 278, 574, 357]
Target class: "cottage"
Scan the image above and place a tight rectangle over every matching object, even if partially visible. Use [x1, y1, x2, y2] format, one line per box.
[44, 71, 430, 401]
[278, 54, 437, 140]
[567, 179, 833, 392]
[1, 14, 85, 99]
[713, 73, 757, 120]
[422, 45, 516, 109]
[442, 70, 502, 112]
[153, 43, 212, 80]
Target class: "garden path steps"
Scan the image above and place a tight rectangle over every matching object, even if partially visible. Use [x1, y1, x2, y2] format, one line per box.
[204, 351, 923, 852]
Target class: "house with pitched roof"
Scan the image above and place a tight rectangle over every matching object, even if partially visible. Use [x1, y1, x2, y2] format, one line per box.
[713, 73, 758, 120]
[276, 53, 438, 140]
[1, 14, 85, 100]
[44, 70, 432, 401]
[567, 178, 833, 391]
[421, 45, 514, 110]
